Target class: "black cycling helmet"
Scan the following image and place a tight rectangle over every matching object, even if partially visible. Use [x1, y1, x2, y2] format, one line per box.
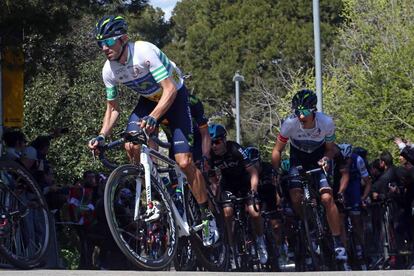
[291, 89, 317, 110]
[208, 124, 227, 140]
[352, 146, 368, 160]
[95, 15, 128, 40]
[244, 147, 260, 163]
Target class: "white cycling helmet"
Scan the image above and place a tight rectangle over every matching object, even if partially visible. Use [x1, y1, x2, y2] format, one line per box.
[338, 143, 353, 158]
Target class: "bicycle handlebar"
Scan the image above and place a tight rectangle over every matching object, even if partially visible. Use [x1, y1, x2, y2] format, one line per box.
[287, 166, 324, 179]
[95, 129, 171, 169]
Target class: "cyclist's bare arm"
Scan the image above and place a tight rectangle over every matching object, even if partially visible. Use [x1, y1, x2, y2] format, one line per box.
[246, 165, 259, 192]
[100, 99, 120, 137]
[361, 176, 372, 200]
[338, 167, 350, 194]
[271, 138, 287, 169]
[199, 126, 211, 158]
[324, 141, 337, 160]
[147, 77, 177, 122]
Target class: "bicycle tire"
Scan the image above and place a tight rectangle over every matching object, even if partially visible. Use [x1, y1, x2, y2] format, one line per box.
[0, 160, 50, 269]
[233, 222, 250, 271]
[104, 164, 178, 270]
[182, 185, 228, 271]
[302, 204, 321, 271]
[173, 236, 197, 271]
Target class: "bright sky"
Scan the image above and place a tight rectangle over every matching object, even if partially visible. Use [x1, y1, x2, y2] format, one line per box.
[149, 0, 179, 21]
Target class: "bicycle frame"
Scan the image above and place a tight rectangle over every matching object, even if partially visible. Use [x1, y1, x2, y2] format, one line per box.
[137, 143, 191, 237]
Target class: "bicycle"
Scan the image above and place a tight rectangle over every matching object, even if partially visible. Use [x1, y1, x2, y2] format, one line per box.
[337, 202, 367, 270]
[261, 210, 281, 272]
[290, 166, 337, 271]
[369, 194, 398, 270]
[97, 130, 228, 271]
[220, 194, 261, 272]
[0, 159, 50, 269]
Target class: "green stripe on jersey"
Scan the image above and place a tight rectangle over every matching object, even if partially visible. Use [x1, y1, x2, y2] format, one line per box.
[151, 65, 169, 82]
[106, 87, 118, 100]
[325, 134, 336, 142]
[159, 51, 170, 68]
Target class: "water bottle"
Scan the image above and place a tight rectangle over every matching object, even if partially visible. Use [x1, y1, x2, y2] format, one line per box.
[173, 187, 184, 217]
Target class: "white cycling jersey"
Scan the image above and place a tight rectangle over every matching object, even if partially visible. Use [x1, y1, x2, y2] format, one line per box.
[278, 112, 336, 154]
[102, 41, 183, 102]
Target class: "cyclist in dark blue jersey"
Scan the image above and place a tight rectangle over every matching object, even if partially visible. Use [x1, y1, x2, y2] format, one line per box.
[160, 94, 210, 166]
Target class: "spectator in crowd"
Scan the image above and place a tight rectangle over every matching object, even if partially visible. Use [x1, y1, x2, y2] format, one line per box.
[3, 130, 27, 162]
[23, 135, 51, 172]
[68, 171, 98, 269]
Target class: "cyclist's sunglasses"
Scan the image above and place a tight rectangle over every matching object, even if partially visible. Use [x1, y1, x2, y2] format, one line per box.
[294, 108, 314, 117]
[211, 139, 223, 145]
[97, 35, 122, 48]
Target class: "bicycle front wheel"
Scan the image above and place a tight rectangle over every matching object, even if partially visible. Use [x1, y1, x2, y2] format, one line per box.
[104, 164, 178, 270]
[0, 160, 50, 269]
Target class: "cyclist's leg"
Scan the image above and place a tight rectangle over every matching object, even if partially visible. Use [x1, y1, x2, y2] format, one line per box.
[259, 184, 282, 245]
[245, 183, 269, 265]
[124, 98, 156, 164]
[345, 181, 365, 259]
[166, 86, 218, 245]
[319, 173, 348, 262]
[221, 190, 235, 247]
[288, 165, 303, 218]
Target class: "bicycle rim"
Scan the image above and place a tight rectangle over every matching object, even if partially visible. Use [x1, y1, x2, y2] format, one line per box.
[104, 164, 177, 270]
[0, 160, 50, 269]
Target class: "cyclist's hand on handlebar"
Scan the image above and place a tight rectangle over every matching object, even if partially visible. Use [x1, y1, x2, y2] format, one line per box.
[318, 156, 330, 171]
[140, 115, 157, 134]
[88, 135, 105, 150]
[336, 192, 345, 204]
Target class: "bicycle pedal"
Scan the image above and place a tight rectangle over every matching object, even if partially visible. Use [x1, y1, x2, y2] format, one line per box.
[192, 222, 204, 232]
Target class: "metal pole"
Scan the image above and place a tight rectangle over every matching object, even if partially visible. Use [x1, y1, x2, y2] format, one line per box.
[313, 0, 323, 112]
[0, 36, 3, 151]
[233, 72, 244, 144]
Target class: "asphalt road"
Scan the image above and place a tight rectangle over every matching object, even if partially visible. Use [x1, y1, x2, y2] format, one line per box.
[0, 270, 413, 276]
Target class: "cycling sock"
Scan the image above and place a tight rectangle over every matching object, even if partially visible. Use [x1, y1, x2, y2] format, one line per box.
[333, 235, 343, 248]
[256, 235, 265, 244]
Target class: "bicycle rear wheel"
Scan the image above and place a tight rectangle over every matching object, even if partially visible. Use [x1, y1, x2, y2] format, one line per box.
[173, 236, 197, 271]
[104, 164, 178, 270]
[0, 160, 50, 269]
[185, 188, 229, 271]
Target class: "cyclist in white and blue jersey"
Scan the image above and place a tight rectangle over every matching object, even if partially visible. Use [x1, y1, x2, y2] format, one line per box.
[271, 89, 349, 264]
[88, 15, 218, 246]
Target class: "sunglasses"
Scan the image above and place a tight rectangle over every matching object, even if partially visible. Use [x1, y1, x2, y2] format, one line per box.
[211, 139, 223, 145]
[97, 35, 122, 48]
[294, 108, 314, 117]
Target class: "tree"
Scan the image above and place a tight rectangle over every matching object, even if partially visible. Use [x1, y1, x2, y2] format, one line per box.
[243, 0, 414, 161]
[164, 0, 343, 117]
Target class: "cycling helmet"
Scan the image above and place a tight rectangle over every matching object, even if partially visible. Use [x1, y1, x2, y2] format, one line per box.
[281, 159, 290, 173]
[338, 143, 353, 158]
[95, 15, 128, 40]
[244, 147, 260, 163]
[353, 146, 368, 160]
[291, 89, 317, 110]
[208, 124, 227, 140]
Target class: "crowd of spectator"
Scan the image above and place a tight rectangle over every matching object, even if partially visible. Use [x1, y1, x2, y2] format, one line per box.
[2, 128, 130, 270]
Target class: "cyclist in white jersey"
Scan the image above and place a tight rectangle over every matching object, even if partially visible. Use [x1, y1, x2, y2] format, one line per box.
[88, 15, 218, 246]
[271, 89, 349, 264]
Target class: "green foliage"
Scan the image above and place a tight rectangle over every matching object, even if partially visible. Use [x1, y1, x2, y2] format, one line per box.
[165, 0, 343, 116]
[249, 0, 414, 162]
